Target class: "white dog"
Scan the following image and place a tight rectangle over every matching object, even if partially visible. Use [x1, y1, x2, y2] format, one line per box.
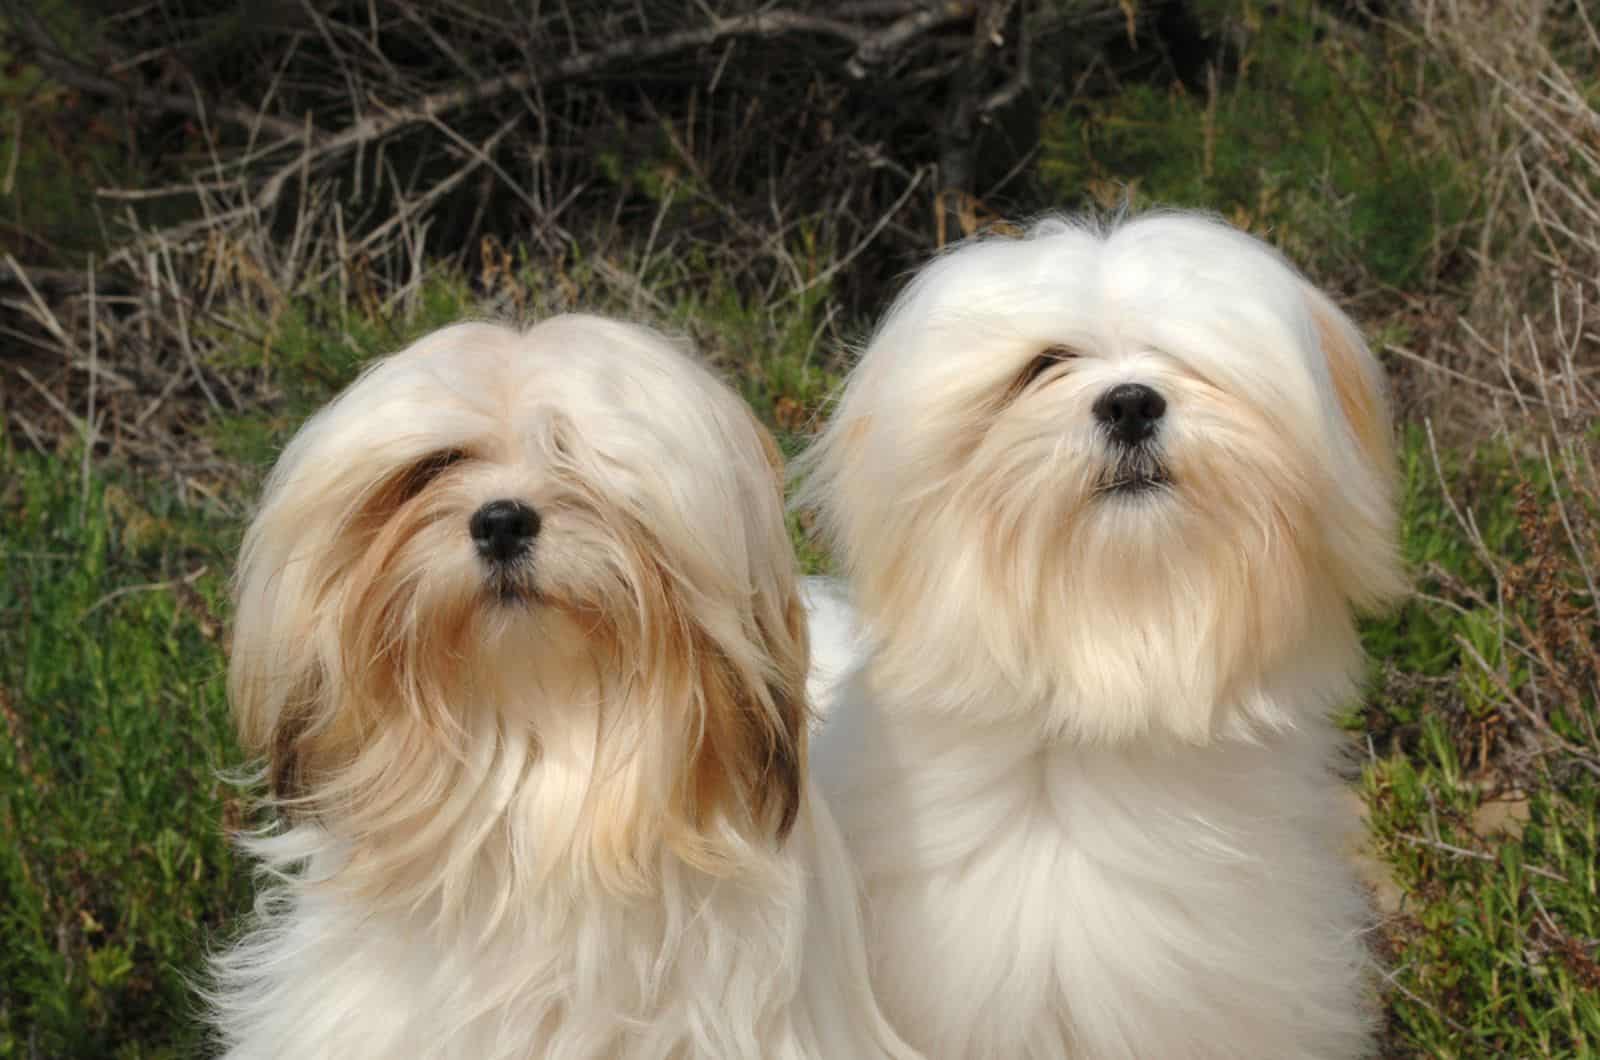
[210, 316, 918, 1059]
[797, 212, 1405, 1059]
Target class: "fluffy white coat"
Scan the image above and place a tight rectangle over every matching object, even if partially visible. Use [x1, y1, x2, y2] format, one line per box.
[798, 212, 1406, 1060]
[210, 316, 917, 1060]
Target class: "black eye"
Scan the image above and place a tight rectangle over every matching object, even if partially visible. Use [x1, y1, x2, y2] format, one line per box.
[395, 449, 467, 501]
[353, 449, 469, 534]
[1013, 345, 1077, 394]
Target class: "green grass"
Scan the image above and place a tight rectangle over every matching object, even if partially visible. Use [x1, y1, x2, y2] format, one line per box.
[0, 265, 846, 1054]
[1355, 435, 1600, 1056]
[1365, 741, 1600, 1054]
[0, 442, 246, 1058]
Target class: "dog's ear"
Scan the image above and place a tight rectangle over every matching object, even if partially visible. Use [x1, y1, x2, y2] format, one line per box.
[677, 590, 808, 866]
[746, 413, 808, 836]
[790, 408, 872, 538]
[229, 568, 331, 811]
[227, 450, 440, 814]
[1304, 284, 1394, 474]
[752, 418, 811, 840]
[746, 409, 789, 489]
[1302, 283, 1409, 609]
[757, 580, 810, 840]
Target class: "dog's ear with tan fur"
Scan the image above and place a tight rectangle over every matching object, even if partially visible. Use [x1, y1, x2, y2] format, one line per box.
[749, 408, 790, 487]
[1302, 283, 1409, 610]
[229, 447, 460, 815]
[668, 413, 810, 870]
[762, 574, 811, 836]
[228, 535, 319, 809]
[229, 528, 354, 816]
[687, 607, 808, 848]
[1304, 285, 1395, 475]
[746, 414, 811, 838]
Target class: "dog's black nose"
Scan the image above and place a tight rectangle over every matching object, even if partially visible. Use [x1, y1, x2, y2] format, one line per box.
[469, 500, 540, 562]
[1093, 383, 1167, 446]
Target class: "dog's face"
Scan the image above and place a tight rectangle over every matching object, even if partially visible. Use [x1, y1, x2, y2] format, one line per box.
[231, 316, 806, 892]
[801, 214, 1405, 743]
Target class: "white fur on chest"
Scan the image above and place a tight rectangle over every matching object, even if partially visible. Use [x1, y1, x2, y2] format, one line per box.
[212, 788, 912, 1060]
[218, 850, 803, 1059]
[813, 684, 1374, 1060]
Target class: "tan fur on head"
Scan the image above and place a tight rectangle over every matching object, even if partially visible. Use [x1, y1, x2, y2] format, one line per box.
[751, 409, 790, 486]
[210, 320, 926, 1060]
[1306, 284, 1396, 476]
[229, 315, 808, 907]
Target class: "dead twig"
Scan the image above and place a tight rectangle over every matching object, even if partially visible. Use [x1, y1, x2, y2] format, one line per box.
[80, 566, 210, 620]
[1395, 831, 1569, 884]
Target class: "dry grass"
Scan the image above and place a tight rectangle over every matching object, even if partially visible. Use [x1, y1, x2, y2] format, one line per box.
[1345, 3, 1600, 1053]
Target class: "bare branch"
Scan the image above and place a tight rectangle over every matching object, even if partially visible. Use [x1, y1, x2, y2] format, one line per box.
[147, 3, 977, 238]
[850, 2, 976, 75]
[7, 9, 316, 145]
[937, 0, 1023, 237]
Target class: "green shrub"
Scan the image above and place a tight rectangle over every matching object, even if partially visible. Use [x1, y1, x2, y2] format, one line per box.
[1040, 1, 1473, 289]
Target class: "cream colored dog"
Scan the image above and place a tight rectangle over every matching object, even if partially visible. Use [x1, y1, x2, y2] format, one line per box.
[211, 315, 918, 1060]
[799, 212, 1405, 1059]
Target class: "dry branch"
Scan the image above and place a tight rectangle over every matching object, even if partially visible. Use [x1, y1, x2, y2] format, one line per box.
[2, 0, 1097, 484]
[936, 0, 1023, 238]
[8, 9, 312, 145]
[230, 3, 974, 216]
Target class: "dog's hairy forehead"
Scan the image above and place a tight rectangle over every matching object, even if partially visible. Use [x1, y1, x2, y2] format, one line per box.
[371, 320, 721, 409]
[287, 317, 756, 462]
[857, 220, 1331, 417]
[901, 220, 1307, 338]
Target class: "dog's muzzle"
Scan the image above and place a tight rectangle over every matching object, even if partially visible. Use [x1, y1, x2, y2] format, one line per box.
[1091, 384, 1172, 496]
[471, 500, 542, 603]
[470, 499, 541, 563]
[1093, 383, 1166, 448]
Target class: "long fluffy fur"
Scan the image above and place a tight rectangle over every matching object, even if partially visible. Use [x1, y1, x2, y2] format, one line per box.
[210, 315, 916, 1059]
[797, 212, 1406, 1059]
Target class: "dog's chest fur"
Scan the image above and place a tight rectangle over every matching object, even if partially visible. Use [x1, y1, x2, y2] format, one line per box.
[215, 855, 800, 1059]
[211, 789, 908, 1060]
[814, 685, 1376, 1060]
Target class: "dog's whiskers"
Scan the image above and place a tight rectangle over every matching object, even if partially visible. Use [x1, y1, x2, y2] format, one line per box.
[1093, 453, 1172, 497]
